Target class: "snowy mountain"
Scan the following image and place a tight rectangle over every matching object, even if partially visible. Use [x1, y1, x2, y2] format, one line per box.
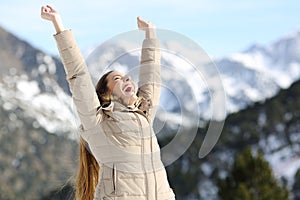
[224, 30, 300, 112]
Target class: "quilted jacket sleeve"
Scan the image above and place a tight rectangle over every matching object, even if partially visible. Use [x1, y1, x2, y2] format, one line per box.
[54, 30, 102, 131]
[138, 38, 161, 120]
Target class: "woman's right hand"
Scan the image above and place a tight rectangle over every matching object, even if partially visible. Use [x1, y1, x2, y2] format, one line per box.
[41, 5, 64, 34]
[41, 5, 60, 22]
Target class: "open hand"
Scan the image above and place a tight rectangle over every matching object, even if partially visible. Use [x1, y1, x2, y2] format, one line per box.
[41, 5, 60, 22]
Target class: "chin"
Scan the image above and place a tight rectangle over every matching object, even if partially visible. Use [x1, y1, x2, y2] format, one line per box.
[123, 92, 136, 97]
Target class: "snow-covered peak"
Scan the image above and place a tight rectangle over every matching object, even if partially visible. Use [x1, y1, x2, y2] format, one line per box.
[230, 29, 300, 90]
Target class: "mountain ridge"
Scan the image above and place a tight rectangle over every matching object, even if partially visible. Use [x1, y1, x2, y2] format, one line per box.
[85, 27, 300, 121]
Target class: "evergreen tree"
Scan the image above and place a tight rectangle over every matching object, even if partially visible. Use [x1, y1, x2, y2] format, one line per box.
[293, 168, 300, 200]
[217, 147, 289, 200]
[40, 184, 75, 200]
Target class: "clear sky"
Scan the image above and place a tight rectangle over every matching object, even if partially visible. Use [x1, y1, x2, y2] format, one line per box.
[0, 0, 299, 58]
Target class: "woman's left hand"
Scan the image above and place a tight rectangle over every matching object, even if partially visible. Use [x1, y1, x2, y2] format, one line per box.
[137, 16, 156, 39]
[137, 16, 155, 30]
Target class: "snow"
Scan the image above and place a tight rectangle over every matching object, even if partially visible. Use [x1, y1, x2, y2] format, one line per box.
[199, 179, 218, 200]
[290, 62, 300, 80]
[231, 52, 293, 89]
[43, 55, 57, 75]
[0, 75, 77, 135]
[30, 93, 77, 133]
[201, 163, 214, 176]
[231, 51, 268, 72]
[270, 147, 300, 187]
[259, 134, 300, 187]
[155, 110, 190, 130]
[161, 51, 210, 106]
[38, 64, 47, 74]
[16, 80, 40, 100]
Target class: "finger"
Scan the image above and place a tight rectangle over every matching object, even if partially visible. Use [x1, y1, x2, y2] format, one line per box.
[46, 5, 55, 12]
[41, 6, 47, 13]
[138, 16, 147, 24]
[42, 9, 50, 15]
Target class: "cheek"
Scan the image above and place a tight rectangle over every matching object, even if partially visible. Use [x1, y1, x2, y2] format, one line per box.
[129, 80, 137, 90]
[132, 82, 137, 92]
[111, 82, 122, 93]
[107, 81, 116, 93]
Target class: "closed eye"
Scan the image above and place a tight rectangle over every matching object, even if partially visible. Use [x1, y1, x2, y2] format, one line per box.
[113, 76, 121, 81]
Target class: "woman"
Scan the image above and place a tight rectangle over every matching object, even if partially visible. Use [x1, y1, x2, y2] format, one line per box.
[41, 5, 175, 200]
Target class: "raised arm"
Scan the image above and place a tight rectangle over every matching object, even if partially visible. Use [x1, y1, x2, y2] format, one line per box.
[41, 5, 101, 131]
[137, 17, 161, 120]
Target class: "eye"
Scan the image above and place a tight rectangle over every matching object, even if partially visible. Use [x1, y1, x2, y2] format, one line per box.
[114, 76, 121, 81]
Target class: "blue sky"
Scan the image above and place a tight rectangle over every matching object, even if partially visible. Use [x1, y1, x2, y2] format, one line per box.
[0, 0, 299, 58]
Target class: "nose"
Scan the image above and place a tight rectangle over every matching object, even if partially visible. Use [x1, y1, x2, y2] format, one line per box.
[122, 75, 131, 82]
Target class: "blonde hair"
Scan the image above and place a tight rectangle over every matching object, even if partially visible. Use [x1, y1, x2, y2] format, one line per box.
[76, 137, 99, 200]
[76, 71, 114, 199]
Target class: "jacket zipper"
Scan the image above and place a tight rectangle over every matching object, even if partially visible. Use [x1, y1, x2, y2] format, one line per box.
[112, 164, 117, 195]
[150, 128, 158, 200]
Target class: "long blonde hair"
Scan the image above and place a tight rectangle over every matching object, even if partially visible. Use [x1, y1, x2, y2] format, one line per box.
[76, 138, 99, 200]
[76, 71, 114, 199]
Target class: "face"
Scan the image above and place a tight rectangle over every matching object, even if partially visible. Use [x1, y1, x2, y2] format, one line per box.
[106, 71, 137, 101]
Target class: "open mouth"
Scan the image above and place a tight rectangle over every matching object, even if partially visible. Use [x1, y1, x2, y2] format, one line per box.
[123, 84, 133, 93]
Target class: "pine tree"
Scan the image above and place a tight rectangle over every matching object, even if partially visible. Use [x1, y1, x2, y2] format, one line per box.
[217, 147, 289, 200]
[293, 168, 300, 199]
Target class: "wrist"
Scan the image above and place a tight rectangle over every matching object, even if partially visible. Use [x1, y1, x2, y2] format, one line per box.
[146, 28, 156, 39]
[52, 15, 64, 34]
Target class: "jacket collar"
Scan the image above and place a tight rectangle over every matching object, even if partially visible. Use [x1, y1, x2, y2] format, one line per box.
[100, 97, 143, 113]
[100, 97, 149, 121]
